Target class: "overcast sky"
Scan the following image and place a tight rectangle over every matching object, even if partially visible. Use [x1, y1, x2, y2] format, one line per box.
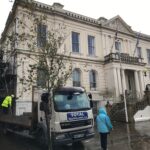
[1, 0, 150, 36]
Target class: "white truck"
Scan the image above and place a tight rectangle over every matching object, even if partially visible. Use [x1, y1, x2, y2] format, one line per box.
[0, 87, 95, 147]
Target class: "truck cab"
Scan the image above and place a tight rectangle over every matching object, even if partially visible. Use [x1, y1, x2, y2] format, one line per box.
[39, 87, 95, 145]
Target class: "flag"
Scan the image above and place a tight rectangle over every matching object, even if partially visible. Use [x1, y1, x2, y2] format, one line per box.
[133, 32, 140, 57]
[110, 29, 118, 53]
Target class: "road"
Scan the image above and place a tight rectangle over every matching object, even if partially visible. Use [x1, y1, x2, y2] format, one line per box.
[1, 121, 150, 150]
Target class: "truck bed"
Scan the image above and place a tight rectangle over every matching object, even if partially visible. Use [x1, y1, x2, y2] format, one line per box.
[0, 113, 32, 128]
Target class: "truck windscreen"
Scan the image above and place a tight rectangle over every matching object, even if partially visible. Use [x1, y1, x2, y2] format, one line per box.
[53, 91, 90, 112]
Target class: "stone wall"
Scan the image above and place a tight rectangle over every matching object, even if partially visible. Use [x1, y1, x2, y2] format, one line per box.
[110, 91, 150, 123]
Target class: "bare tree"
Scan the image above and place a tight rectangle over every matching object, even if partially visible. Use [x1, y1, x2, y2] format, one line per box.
[0, 1, 72, 149]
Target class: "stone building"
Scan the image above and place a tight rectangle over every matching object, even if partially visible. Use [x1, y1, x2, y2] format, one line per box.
[0, 0, 150, 115]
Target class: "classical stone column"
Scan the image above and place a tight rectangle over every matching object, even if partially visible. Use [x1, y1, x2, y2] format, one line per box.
[139, 70, 145, 95]
[103, 34, 107, 55]
[113, 68, 119, 97]
[134, 70, 140, 93]
[108, 35, 111, 52]
[117, 68, 122, 95]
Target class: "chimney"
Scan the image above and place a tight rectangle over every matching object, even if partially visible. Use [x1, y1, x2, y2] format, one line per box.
[52, 3, 64, 9]
[97, 17, 107, 24]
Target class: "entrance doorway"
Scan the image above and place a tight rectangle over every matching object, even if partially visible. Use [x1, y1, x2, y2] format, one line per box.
[125, 70, 136, 92]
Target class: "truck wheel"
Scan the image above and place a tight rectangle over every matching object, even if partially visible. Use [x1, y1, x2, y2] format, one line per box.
[72, 141, 83, 148]
[1, 123, 8, 135]
[35, 125, 48, 148]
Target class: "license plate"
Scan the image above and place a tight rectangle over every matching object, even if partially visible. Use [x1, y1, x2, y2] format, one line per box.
[74, 134, 84, 139]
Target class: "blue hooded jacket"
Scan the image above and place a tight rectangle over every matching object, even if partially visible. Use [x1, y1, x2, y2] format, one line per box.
[96, 107, 113, 133]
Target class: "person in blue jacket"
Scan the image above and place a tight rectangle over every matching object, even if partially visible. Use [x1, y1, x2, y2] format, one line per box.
[96, 107, 113, 150]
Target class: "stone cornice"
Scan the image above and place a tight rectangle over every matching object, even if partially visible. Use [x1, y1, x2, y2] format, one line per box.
[15, 48, 104, 64]
[1, 0, 150, 43]
[32, 1, 101, 28]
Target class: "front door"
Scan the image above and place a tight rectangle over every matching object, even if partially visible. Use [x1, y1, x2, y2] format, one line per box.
[126, 70, 136, 92]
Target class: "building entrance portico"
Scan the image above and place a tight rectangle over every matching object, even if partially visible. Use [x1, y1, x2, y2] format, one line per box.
[120, 69, 144, 101]
[110, 66, 145, 102]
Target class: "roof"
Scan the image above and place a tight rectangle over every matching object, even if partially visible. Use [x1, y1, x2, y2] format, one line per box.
[54, 86, 85, 93]
[1, 0, 150, 42]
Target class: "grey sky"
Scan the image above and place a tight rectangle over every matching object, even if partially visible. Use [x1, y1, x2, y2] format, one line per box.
[1, 0, 150, 36]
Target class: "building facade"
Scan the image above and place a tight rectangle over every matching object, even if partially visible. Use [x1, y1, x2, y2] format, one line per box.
[0, 0, 150, 115]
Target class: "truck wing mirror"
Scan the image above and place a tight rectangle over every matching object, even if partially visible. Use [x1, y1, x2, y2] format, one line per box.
[88, 93, 92, 99]
[40, 102, 44, 111]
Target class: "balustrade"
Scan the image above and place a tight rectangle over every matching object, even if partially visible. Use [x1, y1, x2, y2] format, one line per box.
[104, 53, 144, 65]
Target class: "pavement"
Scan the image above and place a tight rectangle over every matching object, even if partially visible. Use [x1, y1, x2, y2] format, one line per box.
[82, 121, 150, 150]
[1, 121, 150, 150]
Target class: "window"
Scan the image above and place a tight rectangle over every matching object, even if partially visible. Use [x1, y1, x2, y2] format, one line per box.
[89, 70, 96, 90]
[147, 49, 150, 65]
[72, 68, 81, 87]
[115, 41, 121, 52]
[88, 35, 95, 55]
[37, 69, 46, 88]
[72, 32, 79, 52]
[137, 47, 142, 58]
[37, 24, 47, 47]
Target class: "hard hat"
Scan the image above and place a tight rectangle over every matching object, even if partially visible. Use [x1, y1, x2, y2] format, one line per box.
[11, 94, 15, 98]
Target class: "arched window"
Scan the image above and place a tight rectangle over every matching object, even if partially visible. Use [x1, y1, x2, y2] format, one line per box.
[37, 69, 46, 88]
[89, 70, 96, 90]
[72, 68, 81, 87]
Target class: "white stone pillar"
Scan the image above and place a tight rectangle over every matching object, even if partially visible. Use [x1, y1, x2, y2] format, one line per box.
[103, 34, 107, 55]
[139, 71, 145, 95]
[108, 35, 111, 53]
[113, 68, 119, 97]
[117, 68, 122, 95]
[134, 70, 140, 93]
[121, 69, 127, 93]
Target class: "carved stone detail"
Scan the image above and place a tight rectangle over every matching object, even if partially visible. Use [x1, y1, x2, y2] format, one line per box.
[104, 19, 132, 34]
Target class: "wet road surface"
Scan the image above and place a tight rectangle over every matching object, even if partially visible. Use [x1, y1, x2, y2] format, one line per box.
[1, 121, 150, 150]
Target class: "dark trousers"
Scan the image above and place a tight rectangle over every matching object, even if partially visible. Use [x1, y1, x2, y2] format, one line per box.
[100, 133, 108, 150]
[2, 107, 9, 114]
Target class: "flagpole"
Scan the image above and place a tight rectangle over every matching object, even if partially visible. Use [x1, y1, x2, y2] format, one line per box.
[111, 26, 128, 123]
[119, 56, 128, 123]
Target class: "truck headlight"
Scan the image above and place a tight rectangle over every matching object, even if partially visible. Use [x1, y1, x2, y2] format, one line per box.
[55, 134, 66, 140]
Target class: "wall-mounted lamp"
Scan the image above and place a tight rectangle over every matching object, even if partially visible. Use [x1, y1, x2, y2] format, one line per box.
[143, 71, 147, 77]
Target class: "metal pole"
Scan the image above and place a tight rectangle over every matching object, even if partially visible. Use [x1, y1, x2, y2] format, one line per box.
[111, 24, 128, 122]
[119, 52, 128, 123]
[123, 89, 128, 122]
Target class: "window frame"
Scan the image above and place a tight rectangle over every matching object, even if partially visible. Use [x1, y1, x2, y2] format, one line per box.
[89, 70, 97, 90]
[37, 69, 47, 88]
[72, 32, 80, 53]
[115, 40, 121, 52]
[37, 23, 47, 48]
[147, 49, 150, 65]
[137, 47, 142, 58]
[88, 35, 95, 56]
[72, 68, 81, 87]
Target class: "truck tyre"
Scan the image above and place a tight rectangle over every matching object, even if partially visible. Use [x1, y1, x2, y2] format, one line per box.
[1, 123, 8, 135]
[35, 124, 48, 148]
